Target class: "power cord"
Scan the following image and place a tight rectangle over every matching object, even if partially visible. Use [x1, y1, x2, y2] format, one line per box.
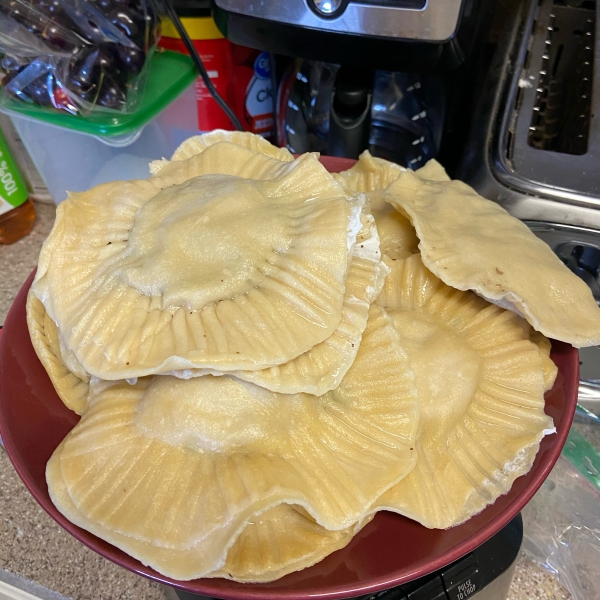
[162, 0, 244, 131]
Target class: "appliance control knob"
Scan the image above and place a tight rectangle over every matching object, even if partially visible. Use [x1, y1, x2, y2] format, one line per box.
[310, 0, 346, 17]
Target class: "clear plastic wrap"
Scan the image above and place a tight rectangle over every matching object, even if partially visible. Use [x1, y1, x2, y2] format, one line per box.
[0, 0, 161, 115]
[522, 406, 600, 600]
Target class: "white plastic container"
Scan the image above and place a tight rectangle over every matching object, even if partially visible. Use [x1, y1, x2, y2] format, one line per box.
[4, 83, 197, 204]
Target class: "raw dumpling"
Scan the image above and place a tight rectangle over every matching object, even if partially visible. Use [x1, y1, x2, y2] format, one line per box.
[335, 153, 448, 260]
[171, 130, 293, 161]
[385, 170, 600, 347]
[371, 255, 554, 528]
[171, 210, 388, 395]
[150, 142, 290, 185]
[234, 211, 386, 394]
[333, 151, 449, 206]
[414, 159, 451, 182]
[149, 129, 293, 175]
[530, 331, 558, 392]
[376, 255, 559, 393]
[26, 291, 89, 415]
[376, 212, 420, 261]
[375, 254, 414, 312]
[48, 466, 362, 584]
[333, 151, 405, 207]
[46, 305, 419, 580]
[34, 154, 361, 379]
[213, 504, 361, 583]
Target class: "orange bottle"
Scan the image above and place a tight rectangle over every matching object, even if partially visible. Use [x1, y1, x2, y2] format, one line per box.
[0, 127, 35, 244]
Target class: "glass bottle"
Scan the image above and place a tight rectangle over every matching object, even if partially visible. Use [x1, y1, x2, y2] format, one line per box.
[0, 127, 35, 244]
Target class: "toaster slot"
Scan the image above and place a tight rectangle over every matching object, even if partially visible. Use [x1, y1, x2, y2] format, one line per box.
[528, 1, 595, 155]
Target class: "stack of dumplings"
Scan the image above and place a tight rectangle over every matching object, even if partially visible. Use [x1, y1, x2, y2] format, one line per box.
[27, 132, 598, 583]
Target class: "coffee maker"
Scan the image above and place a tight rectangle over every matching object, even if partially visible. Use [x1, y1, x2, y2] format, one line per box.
[211, 0, 488, 72]
[209, 0, 496, 170]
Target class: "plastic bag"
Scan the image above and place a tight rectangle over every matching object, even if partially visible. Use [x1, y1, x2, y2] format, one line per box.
[521, 407, 600, 600]
[0, 0, 161, 115]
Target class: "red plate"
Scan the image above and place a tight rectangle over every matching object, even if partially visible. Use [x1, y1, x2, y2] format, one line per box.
[0, 156, 579, 599]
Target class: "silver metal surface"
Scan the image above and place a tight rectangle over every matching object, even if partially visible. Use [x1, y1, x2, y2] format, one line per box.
[579, 381, 600, 401]
[493, 0, 600, 213]
[578, 346, 600, 402]
[214, 0, 463, 42]
[507, 0, 600, 203]
[578, 380, 600, 416]
[526, 220, 600, 301]
[526, 221, 600, 252]
[459, 0, 600, 230]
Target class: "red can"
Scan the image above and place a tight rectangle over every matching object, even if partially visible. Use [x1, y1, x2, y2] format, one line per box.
[160, 17, 274, 137]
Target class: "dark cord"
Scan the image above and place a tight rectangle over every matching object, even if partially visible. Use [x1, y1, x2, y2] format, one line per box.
[162, 0, 244, 131]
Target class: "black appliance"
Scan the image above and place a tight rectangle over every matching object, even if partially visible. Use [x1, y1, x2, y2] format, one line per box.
[211, 0, 488, 72]
[204, 0, 497, 167]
